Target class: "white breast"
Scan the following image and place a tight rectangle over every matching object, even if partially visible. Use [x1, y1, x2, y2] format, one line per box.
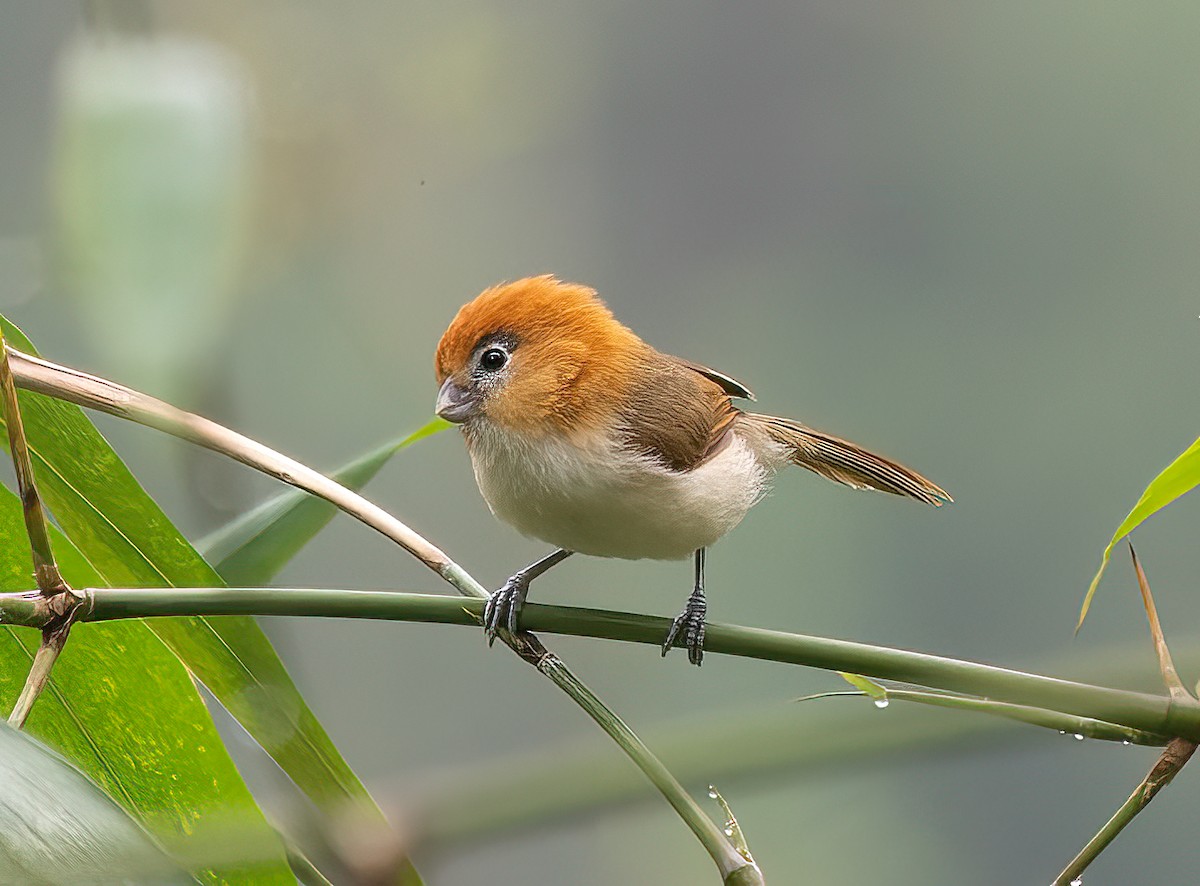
[464, 425, 776, 560]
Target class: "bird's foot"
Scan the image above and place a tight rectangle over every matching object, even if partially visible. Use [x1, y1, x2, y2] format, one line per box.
[483, 572, 531, 645]
[662, 588, 706, 666]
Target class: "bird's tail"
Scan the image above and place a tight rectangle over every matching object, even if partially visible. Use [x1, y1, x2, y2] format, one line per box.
[744, 413, 951, 506]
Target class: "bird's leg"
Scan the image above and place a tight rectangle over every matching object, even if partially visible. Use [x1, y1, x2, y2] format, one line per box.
[483, 548, 574, 645]
[662, 548, 707, 666]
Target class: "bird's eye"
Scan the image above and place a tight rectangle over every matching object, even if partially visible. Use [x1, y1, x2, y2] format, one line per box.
[479, 348, 508, 372]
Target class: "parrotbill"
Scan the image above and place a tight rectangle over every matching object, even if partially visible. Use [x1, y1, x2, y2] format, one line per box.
[435, 276, 949, 664]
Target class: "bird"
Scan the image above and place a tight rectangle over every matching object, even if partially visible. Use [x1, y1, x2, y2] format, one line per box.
[434, 275, 950, 665]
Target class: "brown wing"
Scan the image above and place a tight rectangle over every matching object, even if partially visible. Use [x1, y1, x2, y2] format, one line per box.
[621, 356, 742, 472]
[676, 359, 756, 401]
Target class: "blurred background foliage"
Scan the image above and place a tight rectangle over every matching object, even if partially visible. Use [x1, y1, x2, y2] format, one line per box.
[2, 2, 1199, 883]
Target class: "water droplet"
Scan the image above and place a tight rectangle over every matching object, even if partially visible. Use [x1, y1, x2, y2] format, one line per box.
[724, 827, 734, 837]
[708, 788, 718, 799]
[1122, 740, 1131, 746]
[1071, 878, 1083, 886]
[1058, 730, 1067, 735]
[873, 697, 889, 709]
[1074, 733, 1085, 741]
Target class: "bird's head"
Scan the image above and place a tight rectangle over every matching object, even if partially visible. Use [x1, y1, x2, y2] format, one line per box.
[434, 276, 644, 438]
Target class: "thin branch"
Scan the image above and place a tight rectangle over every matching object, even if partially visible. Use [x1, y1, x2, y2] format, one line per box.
[796, 689, 1166, 745]
[6, 346, 453, 576]
[1, 587, 1196, 741]
[0, 336, 84, 728]
[1053, 736, 1198, 886]
[7, 622, 73, 729]
[1052, 545, 1200, 884]
[4, 346, 751, 882]
[0, 339, 69, 596]
[537, 653, 757, 882]
[1130, 543, 1191, 701]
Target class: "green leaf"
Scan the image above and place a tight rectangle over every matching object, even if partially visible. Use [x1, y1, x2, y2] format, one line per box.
[0, 317, 409, 873]
[1079, 434, 1200, 629]
[0, 488, 292, 884]
[797, 685, 1163, 745]
[837, 672, 889, 704]
[200, 418, 450, 584]
[0, 719, 189, 885]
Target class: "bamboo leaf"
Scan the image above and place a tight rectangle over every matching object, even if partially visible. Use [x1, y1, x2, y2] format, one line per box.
[0, 719, 190, 885]
[0, 487, 292, 884]
[800, 686, 1164, 745]
[0, 318, 403, 857]
[1079, 434, 1200, 629]
[837, 672, 889, 705]
[200, 418, 450, 584]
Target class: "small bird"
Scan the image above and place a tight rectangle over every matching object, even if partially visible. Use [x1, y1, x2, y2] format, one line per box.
[435, 276, 949, 665]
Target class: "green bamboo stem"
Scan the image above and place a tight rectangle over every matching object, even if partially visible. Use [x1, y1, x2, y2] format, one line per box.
[0, 336, 68, 595]
[1053, 736, 1198, 885]
[5, 587, 1198, 741]
[0, 333, 81, 729]
[6, 624, 72, 729]
[1049, 546, 1200, 883]
[539, 655, 758, 882]
[725, 866, 764, 886]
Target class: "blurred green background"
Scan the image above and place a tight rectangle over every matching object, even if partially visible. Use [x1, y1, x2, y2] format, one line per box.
[3, 3, 1200, 883]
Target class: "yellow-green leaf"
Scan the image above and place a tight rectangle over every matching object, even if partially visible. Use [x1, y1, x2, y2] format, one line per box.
[1079, 434, 1200, 629]
[837, 672, 889, 703]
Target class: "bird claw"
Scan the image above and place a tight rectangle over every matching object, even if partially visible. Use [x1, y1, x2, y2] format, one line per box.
[483, 573, 530, 645]
[662, 590, 706, 666]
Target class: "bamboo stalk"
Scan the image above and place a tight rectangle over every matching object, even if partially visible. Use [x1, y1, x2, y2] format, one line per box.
[0, 587, 1192, 741]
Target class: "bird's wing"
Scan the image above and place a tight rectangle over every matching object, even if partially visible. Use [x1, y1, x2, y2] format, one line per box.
[676, 358, 756, 401]
[621, 357, 742, 472]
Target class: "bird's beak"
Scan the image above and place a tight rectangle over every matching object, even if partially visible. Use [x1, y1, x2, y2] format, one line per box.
[435, 377, 480, 423]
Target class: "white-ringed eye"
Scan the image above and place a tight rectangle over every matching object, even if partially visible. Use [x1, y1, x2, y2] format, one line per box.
[479, 347, 508, 371]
